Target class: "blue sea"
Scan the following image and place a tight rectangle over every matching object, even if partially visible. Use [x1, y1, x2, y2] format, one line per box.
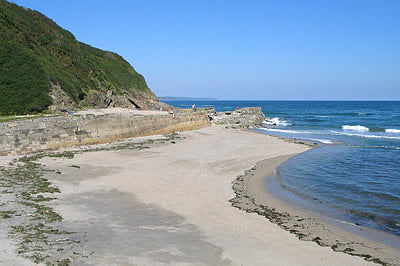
[166, 100, 400, 240]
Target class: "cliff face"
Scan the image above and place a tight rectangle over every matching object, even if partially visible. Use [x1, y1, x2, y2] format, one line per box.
[0, 0, 166, 115]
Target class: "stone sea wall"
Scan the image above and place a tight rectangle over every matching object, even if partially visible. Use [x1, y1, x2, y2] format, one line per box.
[0, 112, 210, 155]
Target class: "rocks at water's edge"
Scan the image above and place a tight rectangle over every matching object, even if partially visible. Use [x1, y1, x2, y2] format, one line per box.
[207, 107, 266, 128]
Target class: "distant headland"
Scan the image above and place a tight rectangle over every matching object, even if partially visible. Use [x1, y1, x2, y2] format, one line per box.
[159, 97, 218, 101]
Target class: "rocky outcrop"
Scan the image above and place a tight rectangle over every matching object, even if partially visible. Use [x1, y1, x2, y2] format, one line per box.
[48, 82, 76, 112]
[50, 88, 171, 112]
[208, 107, 266, 128]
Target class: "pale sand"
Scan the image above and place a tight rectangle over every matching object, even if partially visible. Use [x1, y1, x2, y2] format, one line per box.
[39, 125, 376, 265]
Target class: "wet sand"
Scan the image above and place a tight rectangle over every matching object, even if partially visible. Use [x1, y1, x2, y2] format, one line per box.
[31, 125, 388, 265]
[230, 156, 400, 265]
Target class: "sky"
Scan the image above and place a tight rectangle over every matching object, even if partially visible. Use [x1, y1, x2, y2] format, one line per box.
[12, 0, 400, 100]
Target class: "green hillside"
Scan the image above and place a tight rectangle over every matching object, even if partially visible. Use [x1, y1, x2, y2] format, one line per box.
[0, 0, 157, 115]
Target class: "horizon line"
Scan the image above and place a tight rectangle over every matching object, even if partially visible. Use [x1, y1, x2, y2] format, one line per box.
[160, 98, 400, 101]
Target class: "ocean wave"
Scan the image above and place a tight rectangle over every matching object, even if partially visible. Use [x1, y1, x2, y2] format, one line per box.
[342, 125, 369, 132]
[371, 145, 400, 150]
[386, 129, 400, 134]
[369, 127, 386, 132]
[262, 117, 291, 127]
[303, 138, 334, 144]
[350, 144, 400, 150]
[304, 118, 323, 122]
[341, 125, 400, 134]
[327, 112, 374, 117]
[340, 112, 359, 116]
[331, 131, 400, 140]
[259, 128, 312, 134]
[357, 112, 375, 116]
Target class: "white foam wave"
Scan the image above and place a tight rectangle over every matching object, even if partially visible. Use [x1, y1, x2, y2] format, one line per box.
[304, 138, 334, 144]
[342, 125, 369, 132]
[262, 117, 291, 127]
[386, 129, 400, 134]
[331, 131, 400, 140]
[260, 128, 312, 134]
[371, 145, 400, 150]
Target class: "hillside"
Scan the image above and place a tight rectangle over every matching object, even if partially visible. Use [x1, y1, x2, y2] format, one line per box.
[0, 0, 165, 115]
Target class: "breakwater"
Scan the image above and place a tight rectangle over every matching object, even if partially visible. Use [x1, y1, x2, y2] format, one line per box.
[0, 111, 210, 155]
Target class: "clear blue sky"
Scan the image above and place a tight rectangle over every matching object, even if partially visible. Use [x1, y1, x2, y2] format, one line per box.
[12, 0, 400, 100]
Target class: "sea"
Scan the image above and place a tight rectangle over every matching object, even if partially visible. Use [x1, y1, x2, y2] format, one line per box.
[165, 100, 400, 242]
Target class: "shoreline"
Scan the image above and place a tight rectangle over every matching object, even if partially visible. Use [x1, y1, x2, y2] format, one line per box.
[254, 129, 400, 249]
[0, 125, 395, 264]
[265, 158, 400, 250]
[230, 151, 400, 265]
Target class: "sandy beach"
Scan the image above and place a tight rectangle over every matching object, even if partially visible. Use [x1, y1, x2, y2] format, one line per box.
[2, 0, 398, 264]
[13, 125, 391, 265]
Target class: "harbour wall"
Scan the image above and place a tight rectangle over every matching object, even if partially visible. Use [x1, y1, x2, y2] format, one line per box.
[0, 111, 210, 155]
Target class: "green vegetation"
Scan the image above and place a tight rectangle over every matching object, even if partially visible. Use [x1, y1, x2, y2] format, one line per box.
[0, 0, 153, 115]
[0, 153, 86, 264]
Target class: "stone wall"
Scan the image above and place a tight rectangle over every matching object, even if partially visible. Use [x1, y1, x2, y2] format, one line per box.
[0, 112, 210, 155]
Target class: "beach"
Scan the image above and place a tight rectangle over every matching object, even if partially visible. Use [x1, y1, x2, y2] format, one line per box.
[2, 0, 398, 264]
[18, 125, 393, 265]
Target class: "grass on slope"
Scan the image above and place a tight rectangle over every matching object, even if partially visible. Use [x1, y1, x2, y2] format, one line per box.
[0, 0, 152, 115]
